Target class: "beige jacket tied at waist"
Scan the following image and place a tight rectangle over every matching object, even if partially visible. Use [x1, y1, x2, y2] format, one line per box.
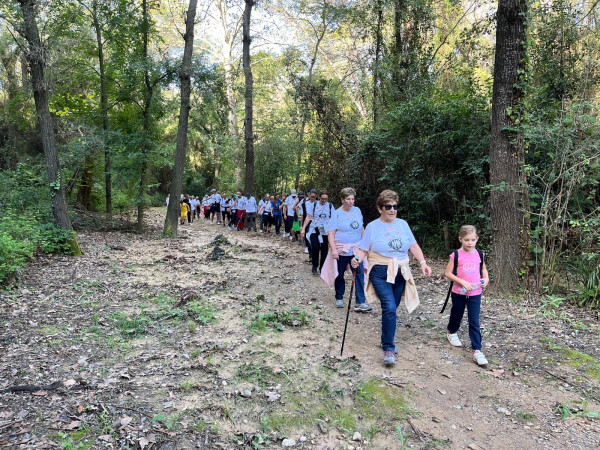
[364, 252, 420, 314]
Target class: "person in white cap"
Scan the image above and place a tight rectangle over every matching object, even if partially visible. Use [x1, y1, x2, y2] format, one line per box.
[284, 189, 299, 241]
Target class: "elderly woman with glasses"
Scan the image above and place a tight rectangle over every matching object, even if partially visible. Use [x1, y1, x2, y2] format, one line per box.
[351, 189, 432, 367]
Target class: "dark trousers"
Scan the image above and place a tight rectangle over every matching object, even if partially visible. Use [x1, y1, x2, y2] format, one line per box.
[262, 213, 271, 229]
[447, 293, 482, 350]
[310, 232, 329, 271]
[229, 211, 238, 227]
[273, 215, 282, 234]
[246, 212, 257, 231]
[222, 210, 231, 224]
[187, 211, 192, 223]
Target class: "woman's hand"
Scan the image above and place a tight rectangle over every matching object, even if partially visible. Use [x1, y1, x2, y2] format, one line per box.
[331, 250, 339, 260]
[351, 257, 360, 269]
[421, 263, 432, 277]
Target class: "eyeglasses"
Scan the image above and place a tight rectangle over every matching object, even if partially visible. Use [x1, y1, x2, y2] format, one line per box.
[383, 204, 399, 211]
[320, 197, 328, 201]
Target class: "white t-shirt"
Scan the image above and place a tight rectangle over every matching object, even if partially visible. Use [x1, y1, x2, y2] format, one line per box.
[308, 201, 333, 232]
[327, 206, 363, 255]
[245, 196, 258, 213]
[237, 197, 247, 211]
[284, 195, 298, 217]
[358, 218, 416, 260]
[260, 199, 272, 213]
[203, 198, 211, 207]
[231, 198, 238, 211]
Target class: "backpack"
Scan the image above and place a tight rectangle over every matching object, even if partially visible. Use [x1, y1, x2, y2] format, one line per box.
[440, 249, 485, 314]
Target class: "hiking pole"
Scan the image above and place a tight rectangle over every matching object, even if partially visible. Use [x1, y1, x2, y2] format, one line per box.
[340, 269, 356, 356]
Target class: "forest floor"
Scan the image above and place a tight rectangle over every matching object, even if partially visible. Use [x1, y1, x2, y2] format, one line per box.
[1, 208, 600, 449]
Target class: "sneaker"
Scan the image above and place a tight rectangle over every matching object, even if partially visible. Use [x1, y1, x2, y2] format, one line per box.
[291, 238, 296, 242]
[304, 248, 309, 253]
[383, 350, 396, 366]
[473, 350, 488, 366]
[354, 303, 373, 312]
[228, 226, 231, 230]
[312, 267, 318, 275]
[335, 299, 344, 308]
[447, 332, 462, 347]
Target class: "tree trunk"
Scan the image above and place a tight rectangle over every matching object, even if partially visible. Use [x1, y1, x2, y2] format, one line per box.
[373, 0, 383, 125]
[295, 26, 326, 190]
[91, 0, 112, 216]
[489, 0, 530, 293]
[137, 0, 153, 233]
[242, 0, 255, 194]
[76, 154, 94, 209]
[18, 0, 81, 255]
[164, 0, 198, 237]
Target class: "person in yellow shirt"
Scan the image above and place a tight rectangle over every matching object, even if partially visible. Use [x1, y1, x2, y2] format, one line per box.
[180, 199, 189, 225]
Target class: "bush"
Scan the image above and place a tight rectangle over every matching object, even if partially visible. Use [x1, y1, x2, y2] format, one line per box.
[0, 231, 35, 285]
[364, 86, 491, 254]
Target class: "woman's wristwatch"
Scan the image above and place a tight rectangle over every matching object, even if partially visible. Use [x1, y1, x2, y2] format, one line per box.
[419, 260, 426, 265]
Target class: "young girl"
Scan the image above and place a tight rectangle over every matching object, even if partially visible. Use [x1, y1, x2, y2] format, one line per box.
[445, 225, 490, 366]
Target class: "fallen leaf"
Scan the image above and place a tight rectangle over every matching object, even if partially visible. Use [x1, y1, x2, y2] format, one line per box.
[77, 404, 85, 414]
[98, 435, 112, 442]
[139, 434, 157, 449]
[273, 367, 283, 374]
[63, 379, 76, 388]
[486, 369, 505, 378]
[120, 416, 132, 428]
[32, 390, 47, 396]
[66, 421, 82, 430]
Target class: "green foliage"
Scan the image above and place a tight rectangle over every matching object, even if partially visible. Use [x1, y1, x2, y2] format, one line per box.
[249, 307, 310, 333]
[0, 229, 34, 285]
[364, 85, 490, 253]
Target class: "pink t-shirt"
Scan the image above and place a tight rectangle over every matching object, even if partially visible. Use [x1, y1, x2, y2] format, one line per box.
[450, 248, 484, 296]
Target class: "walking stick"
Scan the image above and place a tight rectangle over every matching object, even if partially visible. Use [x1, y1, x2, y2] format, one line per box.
[340, 268, 356, 356]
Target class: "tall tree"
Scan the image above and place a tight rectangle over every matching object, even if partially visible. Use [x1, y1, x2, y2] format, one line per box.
[137, 0, 155, 232]
[91, 0, 112, 216]
[489, 0, 529, 292]
[242, 0, 255, 194]
[16, 0, 82, 255]
[164, 0, 198, 237]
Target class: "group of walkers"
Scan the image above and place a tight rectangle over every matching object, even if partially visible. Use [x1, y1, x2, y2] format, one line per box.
[167, 187, 489, 368]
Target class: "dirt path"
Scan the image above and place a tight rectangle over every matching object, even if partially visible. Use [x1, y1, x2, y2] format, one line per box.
[1, 208, 599, 449]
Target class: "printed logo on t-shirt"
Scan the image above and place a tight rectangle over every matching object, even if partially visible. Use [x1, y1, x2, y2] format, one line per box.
[388, 238, 403, 251]
[350, 220, 360, 230]
[462, 262, 478, 272]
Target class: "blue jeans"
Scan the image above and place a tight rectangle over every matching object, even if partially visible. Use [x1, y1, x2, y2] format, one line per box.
[335, 255, 365, 304]
[369, 264, 406, 352]
[447, 293, 482, 350]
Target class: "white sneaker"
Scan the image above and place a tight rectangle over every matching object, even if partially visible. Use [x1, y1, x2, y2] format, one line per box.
[289, 236, 293, 241]
[211, 222, 214, 225]
[446, 332, 462, 347]
[304, 248, 308, 253]
[228, 226, 231, 230]
[473, 350, 488, 366]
